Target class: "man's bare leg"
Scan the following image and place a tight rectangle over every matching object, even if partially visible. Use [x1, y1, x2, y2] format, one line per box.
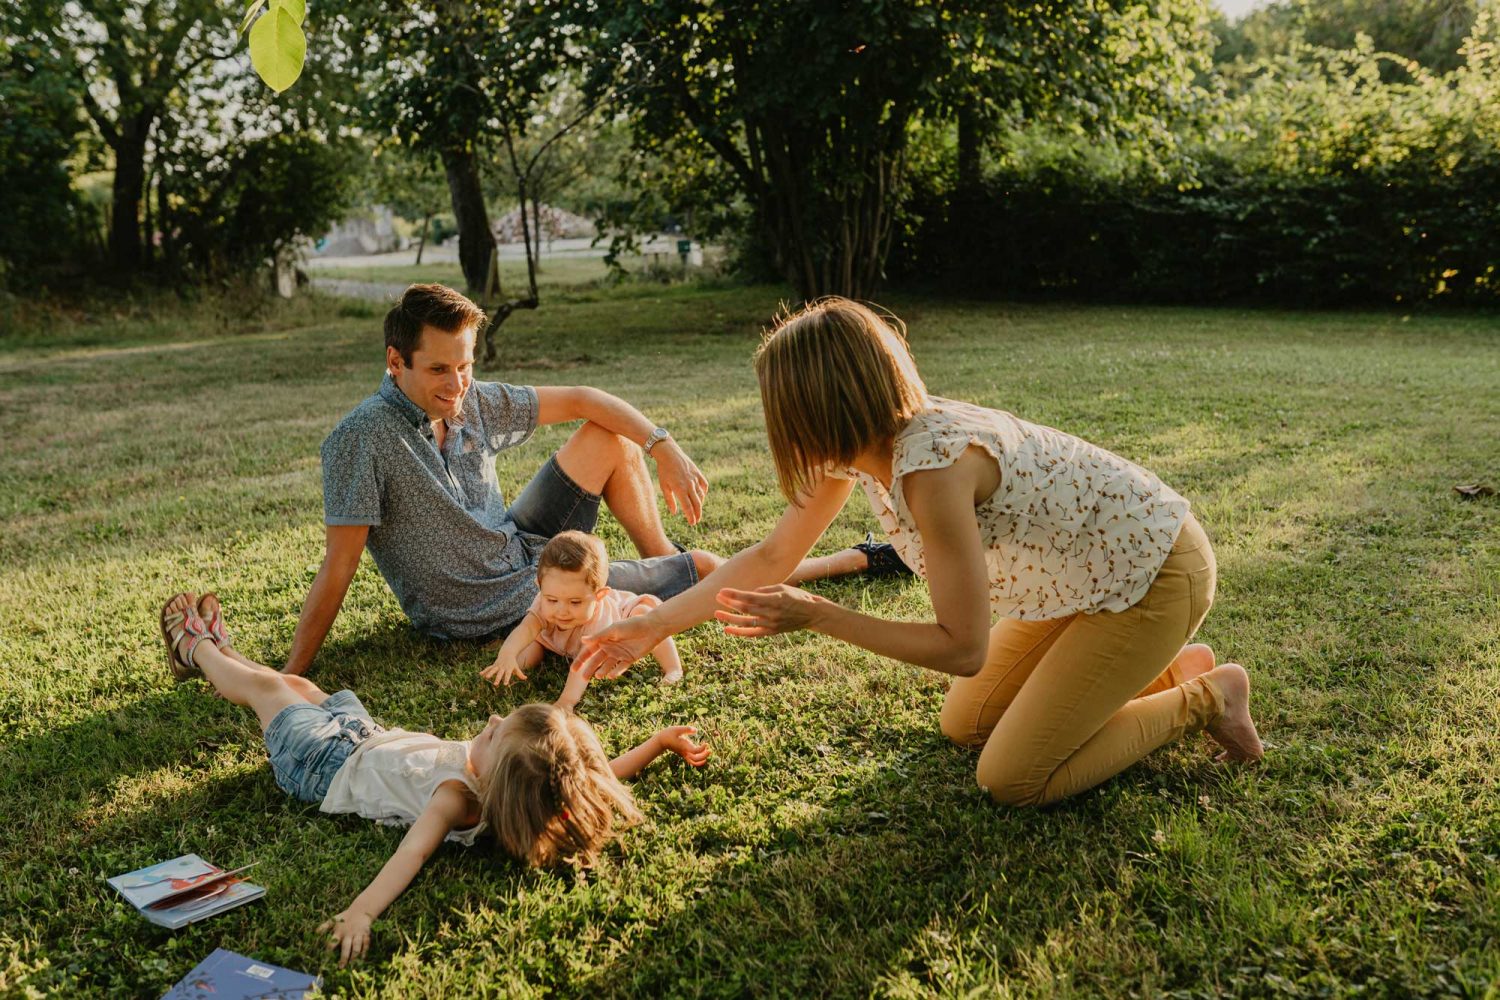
[555, 422, 676, 557]
[785, 548, 871, 584]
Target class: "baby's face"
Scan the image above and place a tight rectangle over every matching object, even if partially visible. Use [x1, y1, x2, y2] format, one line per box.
[537, 569, 602, 630]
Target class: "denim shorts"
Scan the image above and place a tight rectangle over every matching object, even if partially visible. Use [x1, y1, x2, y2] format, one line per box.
[508, 453, 699, 599]
[264, 690, 384, 803]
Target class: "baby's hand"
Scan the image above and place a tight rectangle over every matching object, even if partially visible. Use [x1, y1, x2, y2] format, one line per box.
[480, 654, 526, 687]
[656, 725, 711, 767]
[318, 909, 373, 967]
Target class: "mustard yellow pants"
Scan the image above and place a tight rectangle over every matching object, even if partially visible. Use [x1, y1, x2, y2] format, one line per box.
[940, 513, 1226, 806]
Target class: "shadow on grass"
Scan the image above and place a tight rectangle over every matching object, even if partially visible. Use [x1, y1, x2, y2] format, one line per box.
[572, 743, 1197, 999]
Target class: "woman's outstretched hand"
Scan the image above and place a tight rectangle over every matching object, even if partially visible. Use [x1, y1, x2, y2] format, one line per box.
[715, 585, 827, 637]
[575, 614, 667, 680]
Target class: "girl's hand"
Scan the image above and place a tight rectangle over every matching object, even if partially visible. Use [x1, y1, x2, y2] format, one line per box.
[656, 725, 712, 766]
[480, 654, 525, 687]
[714, 585, 827, 637]
[318, 909, 373, 967]
[575, 614, 669, 680]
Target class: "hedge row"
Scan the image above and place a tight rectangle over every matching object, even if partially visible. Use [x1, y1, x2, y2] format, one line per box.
[897, 164, 1500, 307]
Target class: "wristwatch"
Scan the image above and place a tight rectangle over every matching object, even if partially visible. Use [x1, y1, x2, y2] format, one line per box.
[643, 426, 671, 455]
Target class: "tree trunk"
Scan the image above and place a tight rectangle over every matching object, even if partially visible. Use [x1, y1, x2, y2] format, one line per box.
[957, 102, 981, 195]
[441, 147, 495, 296]
[415, 211, 431, 265]
[109, 124, 149, 274]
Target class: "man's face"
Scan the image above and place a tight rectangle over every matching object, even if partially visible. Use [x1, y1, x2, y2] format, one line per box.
[387, 324, 476, 422]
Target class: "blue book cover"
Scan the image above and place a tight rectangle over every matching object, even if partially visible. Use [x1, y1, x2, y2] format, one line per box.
[162, 948, 320, 999]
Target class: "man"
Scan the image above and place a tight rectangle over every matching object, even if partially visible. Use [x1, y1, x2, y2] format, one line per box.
[282, 283, 719, 675]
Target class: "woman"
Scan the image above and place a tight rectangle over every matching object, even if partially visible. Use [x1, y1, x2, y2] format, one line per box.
[576, 298, 1262, 805]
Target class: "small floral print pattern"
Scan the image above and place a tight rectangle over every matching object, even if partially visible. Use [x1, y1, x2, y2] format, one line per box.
[830, 398, 1190, 620]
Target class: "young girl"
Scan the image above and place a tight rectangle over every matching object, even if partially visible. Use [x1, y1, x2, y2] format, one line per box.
[481, 531, 683, 710]
[159, 591, 710, 967]
[578, 297, 1262, 807]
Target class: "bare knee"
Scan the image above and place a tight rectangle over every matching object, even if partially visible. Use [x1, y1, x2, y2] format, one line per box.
[572, 421, 632, 462]
[283, 674, 327, 702]
[690, 549, 722, 579]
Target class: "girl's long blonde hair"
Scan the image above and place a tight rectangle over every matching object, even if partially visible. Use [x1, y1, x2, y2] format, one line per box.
[479, 704, 642, 867]
[753, 297, 928, 502]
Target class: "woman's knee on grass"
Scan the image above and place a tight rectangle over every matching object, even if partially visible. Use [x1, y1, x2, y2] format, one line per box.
[938, 692, 993, 749]
[975, 760, 1051, 808]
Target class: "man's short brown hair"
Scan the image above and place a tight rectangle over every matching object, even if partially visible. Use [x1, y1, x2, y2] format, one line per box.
[385, 283, 485, 364]
[536, 531, 610, 590]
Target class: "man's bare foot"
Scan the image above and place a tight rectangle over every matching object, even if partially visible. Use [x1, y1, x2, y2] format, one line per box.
[660, 667, 684, 684]
[1203, 663, 1264, 762]
[1172, 643, 1216, 683]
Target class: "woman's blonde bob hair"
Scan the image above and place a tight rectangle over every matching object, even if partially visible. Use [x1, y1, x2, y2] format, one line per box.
[754, 297, 928, 502]
[478, 704, 643, 867]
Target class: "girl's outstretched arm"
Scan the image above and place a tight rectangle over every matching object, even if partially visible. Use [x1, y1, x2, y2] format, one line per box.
[609, 725, 712, 780]
[318, 781, 470, 966]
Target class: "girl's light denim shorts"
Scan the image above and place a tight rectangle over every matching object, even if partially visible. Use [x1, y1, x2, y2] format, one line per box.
[263, 690, 384, 803]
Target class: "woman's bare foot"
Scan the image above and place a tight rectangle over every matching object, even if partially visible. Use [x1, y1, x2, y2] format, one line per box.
[660, 666, 684, 684]
[1203, 663, 1264, 762]
[1171, 643, 1216, 683]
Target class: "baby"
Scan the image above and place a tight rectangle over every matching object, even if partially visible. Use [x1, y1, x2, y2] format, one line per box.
[482, 531, 682, 709]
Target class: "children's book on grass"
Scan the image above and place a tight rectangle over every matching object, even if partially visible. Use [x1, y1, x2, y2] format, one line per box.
[108, 854, 265, 929]
[162, 948, 319, 999]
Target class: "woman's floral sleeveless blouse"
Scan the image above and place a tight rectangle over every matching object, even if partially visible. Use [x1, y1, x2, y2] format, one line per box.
[829, 398, 1190, 620]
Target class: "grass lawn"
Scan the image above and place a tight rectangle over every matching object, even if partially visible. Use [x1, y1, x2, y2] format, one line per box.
[1, 285, 1497, 997]
[308, 253, 679, 291]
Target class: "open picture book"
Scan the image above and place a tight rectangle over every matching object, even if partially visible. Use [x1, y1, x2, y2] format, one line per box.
[108, 854, 265, 930]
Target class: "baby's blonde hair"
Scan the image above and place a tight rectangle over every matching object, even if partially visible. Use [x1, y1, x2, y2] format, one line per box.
[536, 530, 610, 591]
[754, 297, 929, 503]
[479, 703, 642, 867]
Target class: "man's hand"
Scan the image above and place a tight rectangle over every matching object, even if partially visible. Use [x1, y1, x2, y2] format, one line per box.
[319, 909, 374, 968]
[656, 725, 712, 766]
[652, 440, 710, 526]
[480, 653, 526, 687]
[714, 585, 828, 637]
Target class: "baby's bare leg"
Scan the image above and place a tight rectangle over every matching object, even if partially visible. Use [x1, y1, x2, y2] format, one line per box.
[654, 636, 683, 684]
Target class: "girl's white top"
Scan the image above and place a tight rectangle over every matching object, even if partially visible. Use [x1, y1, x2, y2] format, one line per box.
[829, 397, 1190, 620]
[320, 730, 485, 846]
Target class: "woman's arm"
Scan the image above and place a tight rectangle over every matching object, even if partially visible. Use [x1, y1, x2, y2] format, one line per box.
[318, 782, 470, 966]
[574, 475, 855, 679]
[717, 449, 995, 677]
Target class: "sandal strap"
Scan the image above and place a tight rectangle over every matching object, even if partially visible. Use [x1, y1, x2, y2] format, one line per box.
[164, 607, 211, 670]
[203, 607, 230, 646]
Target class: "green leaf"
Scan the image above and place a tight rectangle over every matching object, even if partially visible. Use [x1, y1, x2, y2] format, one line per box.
[249, 4, 305, 93]
[274, 0, 306, 28]
[238, 0, 267, 37]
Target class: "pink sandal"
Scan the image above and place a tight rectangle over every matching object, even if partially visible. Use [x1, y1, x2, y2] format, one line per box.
[197, 592, 232, 650]
[160, 593, 213, 682]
